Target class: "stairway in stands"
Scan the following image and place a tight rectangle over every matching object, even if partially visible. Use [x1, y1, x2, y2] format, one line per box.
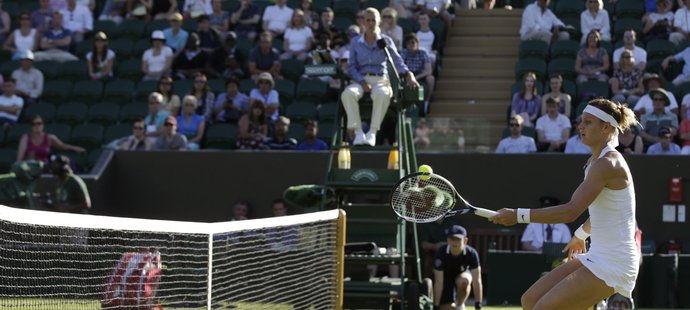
[430, 8, 522, 151]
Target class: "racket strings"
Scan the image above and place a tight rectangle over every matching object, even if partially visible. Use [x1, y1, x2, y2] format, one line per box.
[391, 175, 456, 222]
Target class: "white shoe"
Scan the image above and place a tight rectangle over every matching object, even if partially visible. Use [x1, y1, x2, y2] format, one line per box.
[456, 305, 466, 310]
[353, 130, 366, 145]
[365, 132, 376, 146]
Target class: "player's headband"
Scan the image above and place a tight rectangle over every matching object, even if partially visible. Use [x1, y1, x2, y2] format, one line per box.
[583, 105, 619, 148]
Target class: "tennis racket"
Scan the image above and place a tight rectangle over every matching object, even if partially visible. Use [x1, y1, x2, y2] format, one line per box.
[390, 172, 497, 223]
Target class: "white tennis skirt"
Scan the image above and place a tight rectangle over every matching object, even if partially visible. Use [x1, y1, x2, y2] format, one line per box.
[576, 248, 640, 298]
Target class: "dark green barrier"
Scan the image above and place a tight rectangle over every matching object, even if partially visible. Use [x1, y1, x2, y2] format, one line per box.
[486, 251, 548, 305]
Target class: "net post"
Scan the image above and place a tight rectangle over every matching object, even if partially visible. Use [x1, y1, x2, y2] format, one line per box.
[207, 233, 213, 310]
[335, 209, 347, 310]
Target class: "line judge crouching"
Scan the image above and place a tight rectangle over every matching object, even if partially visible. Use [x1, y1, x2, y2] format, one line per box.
[342, 7, 419, 146]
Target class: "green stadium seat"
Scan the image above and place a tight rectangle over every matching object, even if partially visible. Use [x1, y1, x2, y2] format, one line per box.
[333, 16, 354, 31]
[119, 103, 147, 122]
[318, 101, 339, 122]
[33, 61, 59, 80]
[2, 2, 19, 19]
[87, 103, 120, 126]
[41, 80, 73, 103]
[104, 80, 135, 103]
[574, 100, 588, 119]
[73, 80, 104, 103]
[0, 61, 19, 77]
[398, 18, 417, 34]
[272, 38, 284, 53]
[363, 0, 388, 11]
[58, 60, 88, 81]
[117, 59, 143, 82]
[18, 1, 39, 14]
[615, 0, 645, 19]
[173, 79, 193, 99]
[333, 0, 359, 20]
[550, 40, 580, 60]
[133, 39, 152, 58]
[0, 148, 16, 173]
[577, 80, 610, 99]
[296, 79, 328, 104]
[555, 0, 584, 19]
[547, 58, 577, 81]
[646, 40, 677, 62]
[287, 122, 306, 141]
[317, 120, 335, 145]
[104, 123, 132, 143]
[182, 19, 198, 33]
[5, 123, 30, 147]
[55, 102, 88, 126]
[429, 17, 446, 41]
[145, 19, 169, 36]
[21, 103, 56, 123]
[74, 39, 93, 59]
[515, 59, 547, 80]
[511, 80, 544, 96]
[204, 123, 238, 149]
[519, 40, 549, 60]
[222, 0, 240, 11]
[600, 40, 613, 56]
[135, 80, 159, 102]
[274, 79, 296, 105]
[109, 38, 135, 59]
[312, 0, 331, 12]
[286, 102, 318, 122]
[117, 19, 146, 39]
[87, 148, 104, 170]
[235, 37, 253, 59]
[44, 122, 72, 143]
[71, 124, 105, 151]
[281, 59, 306, 82]
[239, 79, 256, 94]
[614, 19, 643, 42]
[208, 79, 226, 94]
[94, 20, 118, 37]
[287, 0, 299, 9]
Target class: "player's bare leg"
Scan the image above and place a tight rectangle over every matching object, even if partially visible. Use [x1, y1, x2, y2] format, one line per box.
[533, 263, 614, 310]
[521, 258, 583, 309]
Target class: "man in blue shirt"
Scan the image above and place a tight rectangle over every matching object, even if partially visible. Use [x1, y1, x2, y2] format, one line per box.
[646, 126, 681, 154]
[34, 11, 78, 62]
[163, 12, 189, 54]
[341, 7, 419, 146]
[297, 120, 328, 150]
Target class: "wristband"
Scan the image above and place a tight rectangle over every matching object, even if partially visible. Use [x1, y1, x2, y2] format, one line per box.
[517, 208, 530, 223]
[575, 225, 590, 240]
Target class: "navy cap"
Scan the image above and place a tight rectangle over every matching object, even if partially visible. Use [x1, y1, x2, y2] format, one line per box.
[446, 225, 467, 238]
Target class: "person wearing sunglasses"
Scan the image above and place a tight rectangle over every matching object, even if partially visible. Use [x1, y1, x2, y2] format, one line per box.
[153, 115, 188, 150]
[639, 88, 679, 147]
[495, 115, 536, 153]
[119, 118, 152, 151]
[17, 115, 86, 162]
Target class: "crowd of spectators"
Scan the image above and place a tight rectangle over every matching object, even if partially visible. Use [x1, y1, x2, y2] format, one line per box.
[503, 0, 690, 155]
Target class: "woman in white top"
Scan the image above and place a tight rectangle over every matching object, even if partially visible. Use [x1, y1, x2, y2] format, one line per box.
[142, 30, 174, 80]
[380, 7, 403, 50]
[86, 31, 115, 80]
[3, 11, 38, 59]
[281, 9, 313, 61]
[491, 98, 640, 309]
[580, 0, 611, 45]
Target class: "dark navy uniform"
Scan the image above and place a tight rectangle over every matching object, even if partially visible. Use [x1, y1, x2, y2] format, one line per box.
[433, 244, 480, 304]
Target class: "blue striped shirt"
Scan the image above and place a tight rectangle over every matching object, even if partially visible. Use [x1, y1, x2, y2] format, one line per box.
[348, 33, 410, 83]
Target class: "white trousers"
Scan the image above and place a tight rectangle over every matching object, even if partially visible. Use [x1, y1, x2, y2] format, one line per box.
[341, 75, 393, 131]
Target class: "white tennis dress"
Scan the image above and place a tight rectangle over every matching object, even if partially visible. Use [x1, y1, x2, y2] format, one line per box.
[576, 145, 640, 298]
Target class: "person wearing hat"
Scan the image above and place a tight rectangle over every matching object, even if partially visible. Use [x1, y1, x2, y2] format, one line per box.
[163, 12, 189, 53]
[249, 31, 282, 80]
[143, 30, 174, 80]
[86, 31, 115, 81]
[646, 126, 681, 154]
[206, 31, 247, 79]
[153, 115, 188, 150]
[634, 73, 679, 116]
[521, 196, 573, 251]
[43, 154, 91, 214]
[265, 116, 297, 149]
[432, 225, 483, 310]
[640, 88, 679, 147]
[249, 72, 280, 122]
[11, 50, 43, 105]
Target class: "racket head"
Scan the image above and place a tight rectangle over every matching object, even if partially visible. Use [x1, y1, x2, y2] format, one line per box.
[390, 172, 458, 223]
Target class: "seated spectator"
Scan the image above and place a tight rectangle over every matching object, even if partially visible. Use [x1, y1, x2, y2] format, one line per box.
[391, 0, 416, 18]
[635, 73, 679, 115]
[671, 0, 690, 46]
[519, 0, 569, 44]
[250, 72, 280, 122]
[541, 74, 571, 117]
[640, 88, 679, 146]
[182, 0, 212, 18]
[0, 79, 24, 128]
[575, 30, 609, 84]
[511, 72, 540, 127]
[266, 116, 297, 150]
[314, 8, 346, 51]
[154, 115, 188, 150]
[176, 95, 206, 150]
[616, 127, 644, 154]
[142, 30, 174, 80]
[281, 9, 313, 61]
[119, 118, 152, 150]
[230, 0, 260, 42]
[662, 44, 690, 86]
[613, 30, 647, 70]
[86, 31, 115, 81]
[297, 120, 328, 150]
[643, 0, 673, 43]
[172, 33, 209, 79]
[196, 15, 221, 54]
[521, 196, 572, 251]
[213, 77, 249, 123]
[262, 0, 294, 37]
[61, 0, 93, 43]
[3, 11, 39, 59]
[11, 51, 44, 105]
[416, 13, 437, 68]
[231, 200, 250, 220]
[355, 9, 366, 30]
[647, 126, 681, 154]
[417, 0, 452, 34]
[0, 2, 10, 45]
[17, 115, 85, 162]
[564, 116, 590, 154]
[236, 100, 268, 149]
[312, 33, 342, 101]
[580, 0, 611, 45]
[138, 0, 178, 20]
[414, 118, 431, 148]
[536, 98, 570, 152]
[401, 33, 435, 115]
[680, 104, 690, 154]
[381, 8, 403, 50]
[300, 0, 319, 30]
[32, 0, 54, 33]
[144, 92, 170, 137]
[34, 11, 78, 63]
[610, 49, 644, 105]
[209, 0, 230, 35]
[164, 13, 189, 53]
[271, 198, 287, 216]
[98, 0, 128, 24]
[249, 31, 282, 80]
[189, 73, 215, 120]
[337, 25, 359, 61]
[496, 115, 537, 153]
[207, 31, 247, 79]
[157, 75, 180, 116]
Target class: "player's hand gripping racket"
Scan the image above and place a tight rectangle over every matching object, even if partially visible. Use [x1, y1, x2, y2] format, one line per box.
[390, 172, 497, 223]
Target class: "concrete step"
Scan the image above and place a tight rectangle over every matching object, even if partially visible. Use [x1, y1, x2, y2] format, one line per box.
[436, 78, 513, 93]
[430, 100, 508, 116]
[446, 36, 521, 48]
[441, 57, 516, 72]
[454, 8, 523, 18]
[448, 25, 519, 36]
[438, 68, 514, 79]
[443, 46, 518, 57]
[452, 16, 520, 29]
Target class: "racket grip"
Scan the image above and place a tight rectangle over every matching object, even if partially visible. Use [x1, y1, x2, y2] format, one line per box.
[474, 208, 497, 218]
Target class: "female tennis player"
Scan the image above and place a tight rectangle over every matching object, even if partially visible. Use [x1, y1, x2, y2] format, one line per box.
[489, 98, 640, 309]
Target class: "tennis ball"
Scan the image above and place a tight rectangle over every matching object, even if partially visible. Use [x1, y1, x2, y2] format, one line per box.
[418, 164, 433, 180]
